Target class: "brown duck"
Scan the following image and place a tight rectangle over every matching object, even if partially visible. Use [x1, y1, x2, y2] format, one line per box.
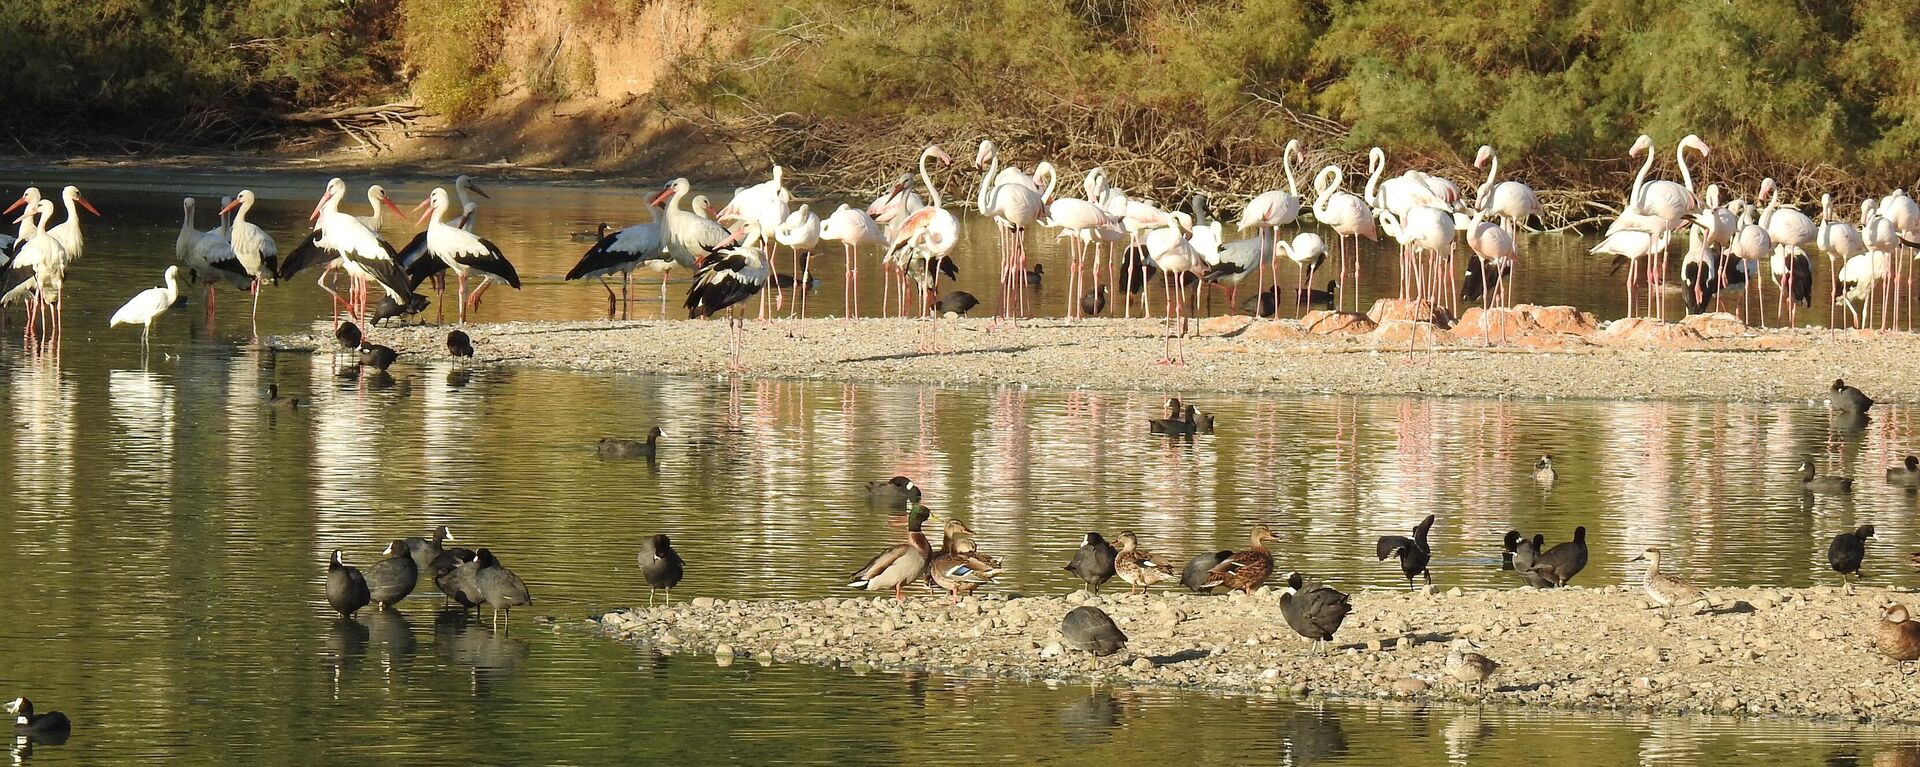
[1198, 525, 1279, 594]
[1878, 603, 1920, 665]
[1114, 531, 1178, 594]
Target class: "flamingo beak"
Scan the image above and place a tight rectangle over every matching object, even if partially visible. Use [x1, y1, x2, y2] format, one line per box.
[219, 198, 242, 216]
[933, 146, 953, 165]
[716, 226, 750, 248]
[309, 192, 332, 222]
[77, 195, 101, 216]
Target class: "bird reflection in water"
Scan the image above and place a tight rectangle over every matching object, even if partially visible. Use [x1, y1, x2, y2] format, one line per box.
[1057, 690, 1122, 746]
[446, 368, 471, 389]
[1279, 704, 1348, 766]
[324, 616, 370, 699]
[435, 610, 530, 691]
[364, 609, 418, 676]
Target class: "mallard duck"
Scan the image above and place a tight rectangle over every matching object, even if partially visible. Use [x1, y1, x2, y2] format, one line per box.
[1529, 526, 1588, 587]
[6, 698, 69, 736]
[1503, 531, 1551, 588]
[1060, 606, 1127, 668]
[929, 536, 1003, 602]
[1279, 572, 1350, 654]
[1888, 455, 1920, 486]
[937, 519, 976, 555]
[1376, 514, 1435, 588]
[1445, 644, 1500, 694]
[1878, 604, 1920, 664]
[1114, 531, 1177, 594]
[1793, 459, 1853, 494]
[1829, 524, 1874, 594]
[848, 506, 934, 600]
[1199, 525, 1279, 594]
[1182, 550, 1234, 593]
[637, 534, 684, 606]
[1828, 378, 1874, 414]
[1064, 532, 1117, 594]
[1532, 454, 1556, 485]
[598, 428, 663, 459]
[1629, 547, 1706, 618]
[326, 550, 370, 617]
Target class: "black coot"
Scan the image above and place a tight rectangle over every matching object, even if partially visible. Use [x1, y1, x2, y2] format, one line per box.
[638, 534, 686, 605]
[1064, 532, 1117, 594]
[1182, 550, 1233, 592]
[335, 322, 363, 350]
[447, 330, 475, 358]
[358, 343, 398, 371]
[474, 548, 532, 629]
[403, 525, 455, 577]
[1060, 606, 1127, 666]
[364, 540, 418, 609]
[1376, 514, 1435, 587]
[326, 549, 371, 617]
[1829, 524, 1875, 594]
[6, 697, 70, 736]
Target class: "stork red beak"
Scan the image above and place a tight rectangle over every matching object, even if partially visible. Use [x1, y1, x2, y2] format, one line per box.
[76, 194, 100, 216]
[383, 195, 407, 220]
[3, 196, 26, 215]
[309, 192, 333, 222]
[411, 197, 434, 227]
[648, 187, 673, 207]
[219, 198, 241, 216]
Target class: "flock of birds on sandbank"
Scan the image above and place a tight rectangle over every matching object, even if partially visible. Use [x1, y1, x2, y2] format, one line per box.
[0, 133, 1911, 366]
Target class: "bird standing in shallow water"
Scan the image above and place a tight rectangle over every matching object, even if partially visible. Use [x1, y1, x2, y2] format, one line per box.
[326, 550, 371, 617]
[474, 548, 532, 630]
[1376, 514, 1435, 588]
[1829, 525, 1874, 594]
[447, 330, 474, 358]
[1064, 532, 1118, 595]
[638, 533, 685, 606]
[364, 540, 418, 610]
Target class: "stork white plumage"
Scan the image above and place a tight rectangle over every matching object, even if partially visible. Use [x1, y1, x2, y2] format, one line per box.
[110, 265, 183, 354]
[277, 177, 412, 328]
[1, 199, 66, 337]
[567, 199, 667, 318]
[685, 222, 771, 368]
[181, 197, 251, 324]
[218, 190, 279, 328]
[408, 187, 521, 323]
[356, 185, 404, 233]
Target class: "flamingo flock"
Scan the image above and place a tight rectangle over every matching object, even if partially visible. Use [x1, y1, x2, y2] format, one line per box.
[0, 133, 1902, 363]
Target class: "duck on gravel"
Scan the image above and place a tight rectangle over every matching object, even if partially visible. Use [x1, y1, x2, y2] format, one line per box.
[1113, 531, 1177, 594]
[1629, 547, 1706, 618]
[1199, 525, 1279, 594]
[848, 506, 933, 601]
[929, 536, 1003, 602]
[1877, 604, 1920, 666]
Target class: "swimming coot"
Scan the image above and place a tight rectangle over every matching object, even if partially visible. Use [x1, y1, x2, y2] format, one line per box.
[6, 697, 70, 736]
[598, 428, 663, 459]
[358, 343, 398, 371]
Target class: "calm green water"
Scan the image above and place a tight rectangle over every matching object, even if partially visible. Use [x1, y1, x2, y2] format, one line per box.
[0, 169, 1914, 764]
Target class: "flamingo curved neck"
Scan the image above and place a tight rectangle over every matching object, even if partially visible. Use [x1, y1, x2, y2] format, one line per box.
[975, 145, 999, 213]
[919, 150, 943, 210]
[1482, 151, 1499, 198]
[1364, 149, 1386, 206]
[1628, 141, 1654, 209]
[1312, 167, 1340, 218]
[1282, 143, 1299, 196]
[1037, 163, 1059, 204]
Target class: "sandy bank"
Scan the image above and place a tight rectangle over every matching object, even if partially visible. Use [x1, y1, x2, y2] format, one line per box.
[276, 307, 1920, 402]
[596, 585, 1920, 725]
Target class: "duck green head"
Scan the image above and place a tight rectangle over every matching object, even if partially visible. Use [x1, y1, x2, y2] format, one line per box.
[907, 505, 932, 532]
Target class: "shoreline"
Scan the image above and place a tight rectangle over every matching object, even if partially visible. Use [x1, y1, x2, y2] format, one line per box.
[596, 585, 1920, 727]
[275, 308, 1920, 403]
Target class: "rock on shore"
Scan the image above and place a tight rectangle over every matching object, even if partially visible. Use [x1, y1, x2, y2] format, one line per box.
[598, 585, 1920, 725]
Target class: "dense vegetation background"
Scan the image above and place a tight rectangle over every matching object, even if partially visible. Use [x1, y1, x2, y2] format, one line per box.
[3, 0, 1917, 200]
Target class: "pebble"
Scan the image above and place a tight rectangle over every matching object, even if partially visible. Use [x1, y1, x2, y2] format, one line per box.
[1131, 657, 1156, 672]
[1392, 677, 1430, 695]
